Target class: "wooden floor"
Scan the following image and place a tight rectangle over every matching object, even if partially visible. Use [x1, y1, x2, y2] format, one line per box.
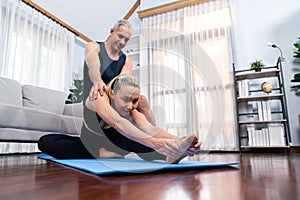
[1, 152, 300, 200]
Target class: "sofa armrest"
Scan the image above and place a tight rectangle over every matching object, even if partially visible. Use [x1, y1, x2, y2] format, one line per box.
[63, 103, 83, 118]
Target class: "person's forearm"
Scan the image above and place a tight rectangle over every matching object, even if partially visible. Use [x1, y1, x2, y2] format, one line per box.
[88, 97, 169, 147]
[132, 109, 174, 140]
[141, 109, 156, 126]
[86, 55, 102, 85]
[113, 114, 157, 148]
[140, 124, 175, 140]
[88, 65, 102, 84]
[155, 129, 176, 139]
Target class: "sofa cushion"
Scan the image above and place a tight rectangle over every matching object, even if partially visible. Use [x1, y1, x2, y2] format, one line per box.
[22, 85, 67, 115]
[63, 103, 83, 118]
[61, 116, 83, 135]
[0, 103, 62, 132]
[0, 77, 22, 106]
[0, 128, 54, 141]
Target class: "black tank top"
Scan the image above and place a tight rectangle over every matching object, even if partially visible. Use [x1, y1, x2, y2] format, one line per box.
[98, 42, 126, 84]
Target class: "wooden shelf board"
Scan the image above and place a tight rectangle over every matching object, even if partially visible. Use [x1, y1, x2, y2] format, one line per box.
[235, 69, 280, 80]
[237, 94, 283, 102]
[241, 146, 290, 149]
[239, 119, 287, 124]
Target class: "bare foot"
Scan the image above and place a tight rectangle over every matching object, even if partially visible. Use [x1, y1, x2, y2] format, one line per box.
[99, 148, 124, 159]
[166, 134, 197, 164]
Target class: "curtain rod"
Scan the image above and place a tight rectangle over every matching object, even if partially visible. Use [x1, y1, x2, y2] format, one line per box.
[138, 0, 211, 19]
[21, 0, 92, 42]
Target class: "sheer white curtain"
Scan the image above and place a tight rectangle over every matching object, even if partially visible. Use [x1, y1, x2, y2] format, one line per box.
[141, 0, 237, 150]
[0, 0, 75, 91]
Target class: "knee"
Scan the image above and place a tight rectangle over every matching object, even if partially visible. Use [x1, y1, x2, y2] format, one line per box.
[37, 134, 57, 151]
[38, 135, 48, 151]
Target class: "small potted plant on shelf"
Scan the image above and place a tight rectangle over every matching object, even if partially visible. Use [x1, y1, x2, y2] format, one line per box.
[250, 59, 265, 72]
[291, 36, 300, 94]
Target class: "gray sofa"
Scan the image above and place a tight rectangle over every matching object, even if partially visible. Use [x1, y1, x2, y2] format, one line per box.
[0, 77, 83, 153]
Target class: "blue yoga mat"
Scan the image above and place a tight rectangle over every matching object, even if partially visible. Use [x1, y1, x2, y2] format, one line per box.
[38, 153, 239, 175]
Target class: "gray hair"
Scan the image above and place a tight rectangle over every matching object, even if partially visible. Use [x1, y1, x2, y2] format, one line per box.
[113, 19, 133, 31]
[110, 74, 139, 92]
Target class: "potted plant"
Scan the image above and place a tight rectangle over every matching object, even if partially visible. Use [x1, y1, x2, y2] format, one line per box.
[65, 79, 83, 104]
[291, 36, 300, 94]
[250, 59, 265, 72]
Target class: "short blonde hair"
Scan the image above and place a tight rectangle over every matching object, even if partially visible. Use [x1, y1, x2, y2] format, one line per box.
[109, 74, 139, 92]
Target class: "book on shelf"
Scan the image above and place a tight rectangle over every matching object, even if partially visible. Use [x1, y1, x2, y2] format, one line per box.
[264, 128, 270, 146]
[257, 101, 263, 121]
[246, 124, 285, 147]
[256, 101, 272, 121]
[238, 80, 249, 97]
[262, 101, 272, 120]
[247, 125, 255, 146]
[266, 101, 272, 120]
[268, 124, 285, 146]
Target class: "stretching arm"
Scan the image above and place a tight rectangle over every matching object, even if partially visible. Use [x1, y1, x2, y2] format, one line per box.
[131, 109, 202, 152]
[85, 93, 182, 158]
[131, 109, 174, 139]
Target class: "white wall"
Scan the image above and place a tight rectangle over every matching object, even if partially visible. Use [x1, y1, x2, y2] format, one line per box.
[231, 0, 300, 145]
[140, 0, 174, 9]
[31, 0, 136, 41]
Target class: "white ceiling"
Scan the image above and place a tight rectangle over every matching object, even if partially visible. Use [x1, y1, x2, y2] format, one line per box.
[31, 0, 138, 41]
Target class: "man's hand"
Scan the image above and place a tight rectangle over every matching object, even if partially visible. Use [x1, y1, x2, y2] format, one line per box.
[137, 95, 150, 113]
[89, 80, 107, 100]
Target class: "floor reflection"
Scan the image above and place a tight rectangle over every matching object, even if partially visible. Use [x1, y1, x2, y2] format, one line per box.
[240, 153, 300, 200]
[1, 152, 299, 200]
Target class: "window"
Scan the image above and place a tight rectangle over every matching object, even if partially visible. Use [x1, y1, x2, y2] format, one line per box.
[0, 0, 76, 91]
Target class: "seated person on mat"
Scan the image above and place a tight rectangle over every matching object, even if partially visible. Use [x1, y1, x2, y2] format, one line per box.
[38, 74, 201, 164]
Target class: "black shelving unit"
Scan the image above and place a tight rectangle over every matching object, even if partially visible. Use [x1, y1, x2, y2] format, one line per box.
[233, 58, 291, 151]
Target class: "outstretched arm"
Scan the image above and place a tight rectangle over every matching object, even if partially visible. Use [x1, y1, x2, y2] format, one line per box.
[130, 109, 174, 139]
[131, 109, 202, 159]
[85, 93, 182, 158]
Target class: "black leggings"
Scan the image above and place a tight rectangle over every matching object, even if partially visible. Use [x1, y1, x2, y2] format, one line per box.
[38, 125, 165, 161]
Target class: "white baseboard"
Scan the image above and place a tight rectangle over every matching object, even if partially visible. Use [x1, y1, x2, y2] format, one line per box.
[0, 142, 40, 154]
